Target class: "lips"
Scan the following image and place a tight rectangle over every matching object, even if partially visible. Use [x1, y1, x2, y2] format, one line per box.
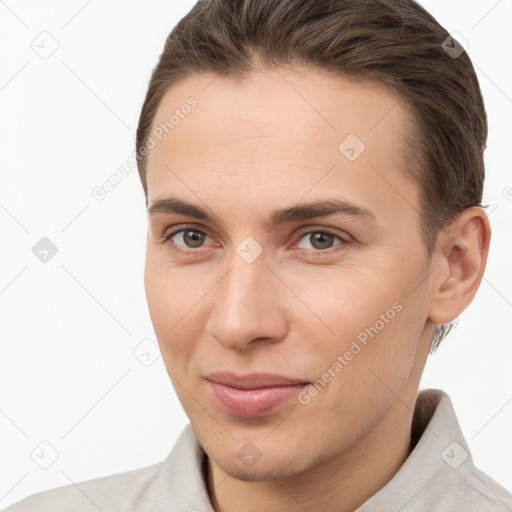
[205, 372, 309, 417]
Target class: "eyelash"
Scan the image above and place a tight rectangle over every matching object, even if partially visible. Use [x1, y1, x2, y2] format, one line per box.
[159, 224, 351, 255]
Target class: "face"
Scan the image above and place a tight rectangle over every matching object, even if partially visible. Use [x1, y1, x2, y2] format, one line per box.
[144, 66, 436, 481]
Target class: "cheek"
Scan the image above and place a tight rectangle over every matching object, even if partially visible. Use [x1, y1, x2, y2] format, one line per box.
[292, 258, 428, 380]
[144, 254, 197, 357]
[287, 267, 399, 340]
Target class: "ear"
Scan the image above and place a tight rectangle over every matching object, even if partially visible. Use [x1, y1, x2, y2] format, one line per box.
[428, 207, 491, 325]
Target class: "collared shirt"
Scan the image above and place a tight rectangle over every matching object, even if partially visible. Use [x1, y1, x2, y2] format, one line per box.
[3, 389, 512, 511]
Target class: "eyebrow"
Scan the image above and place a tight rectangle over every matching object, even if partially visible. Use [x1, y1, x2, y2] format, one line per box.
[147, 196, 376, 226]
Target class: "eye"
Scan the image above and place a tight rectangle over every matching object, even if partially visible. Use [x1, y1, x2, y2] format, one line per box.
[160, 225, 214, 252]
[295, 229, 350, 252]
[159, 225, 351, 255]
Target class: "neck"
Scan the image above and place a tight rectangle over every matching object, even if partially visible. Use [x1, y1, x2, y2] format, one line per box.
[207, 389, 416, 512]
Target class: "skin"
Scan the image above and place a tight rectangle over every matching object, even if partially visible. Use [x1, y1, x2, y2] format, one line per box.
[143, 66, 491, 512]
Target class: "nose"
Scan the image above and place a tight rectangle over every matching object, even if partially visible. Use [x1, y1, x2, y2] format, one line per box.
[205, 252, 288, 351]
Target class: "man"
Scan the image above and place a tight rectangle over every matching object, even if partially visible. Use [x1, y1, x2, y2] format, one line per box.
[5, 0, 512, 510]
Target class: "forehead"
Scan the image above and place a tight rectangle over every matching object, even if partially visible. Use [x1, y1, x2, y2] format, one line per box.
[145, 66, 419, 226]
[151, 67, 410, 151]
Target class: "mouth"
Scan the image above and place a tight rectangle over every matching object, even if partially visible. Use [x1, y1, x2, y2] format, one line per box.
[204, 371, 310, 417]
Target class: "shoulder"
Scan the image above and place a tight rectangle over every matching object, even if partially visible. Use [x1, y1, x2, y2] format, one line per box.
[423, 463, 512, 511]
[462, 464, 512, 510]
[2, 461, 163, 512]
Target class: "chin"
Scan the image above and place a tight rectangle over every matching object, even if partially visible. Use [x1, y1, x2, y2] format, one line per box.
[189, 408, 333, 481]
[202, 434, 321, 482]
[206, 444, 316, 482]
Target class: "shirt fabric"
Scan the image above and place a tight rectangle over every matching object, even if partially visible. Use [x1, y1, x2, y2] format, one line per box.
[4, 388, 512, 511]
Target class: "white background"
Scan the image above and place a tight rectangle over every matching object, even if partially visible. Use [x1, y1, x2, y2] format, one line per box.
[1, 0, 511, 508]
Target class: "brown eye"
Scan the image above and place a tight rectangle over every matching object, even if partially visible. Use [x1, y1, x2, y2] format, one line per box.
[180, 229, 206, 248]
[296, 229, 348, 252]
[161, 227, 212, 251]
[309, 232, 335, 250]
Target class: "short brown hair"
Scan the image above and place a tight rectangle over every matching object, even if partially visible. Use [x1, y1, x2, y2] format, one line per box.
[136, 0, 487, 349]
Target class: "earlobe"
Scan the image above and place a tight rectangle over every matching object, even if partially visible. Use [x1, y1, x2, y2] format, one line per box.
[428, 208, 491, 325]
